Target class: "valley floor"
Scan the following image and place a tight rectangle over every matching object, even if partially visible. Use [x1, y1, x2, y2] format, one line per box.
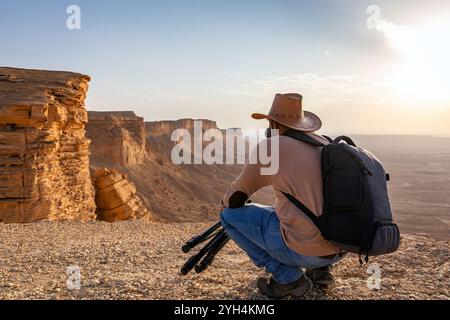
[0, 221, 448, 300]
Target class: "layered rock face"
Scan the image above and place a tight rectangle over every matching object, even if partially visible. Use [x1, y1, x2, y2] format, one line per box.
[87, 112, 147, 167]
[0, 67, 96, 222]
[145, 119, 226, 160]
[145, 119, 218, 136]
[93, 168, 149, 222]
[86, 114, 269, 222]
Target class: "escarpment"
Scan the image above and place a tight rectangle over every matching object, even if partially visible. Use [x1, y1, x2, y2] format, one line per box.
[145, 119, 218, 137]
[0, 67, 96, 222]
[87, 115, 250, 222]
[87, 111, 147, 167]
[145, 119, 234, 161]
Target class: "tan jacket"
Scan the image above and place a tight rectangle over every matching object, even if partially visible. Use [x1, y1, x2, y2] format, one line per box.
[222, 133, 340, 257]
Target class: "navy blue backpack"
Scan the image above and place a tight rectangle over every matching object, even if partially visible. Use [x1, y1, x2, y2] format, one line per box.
[283, 130, 400, 263]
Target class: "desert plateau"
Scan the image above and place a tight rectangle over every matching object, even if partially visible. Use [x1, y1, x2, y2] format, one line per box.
[0, 66, 448, 300]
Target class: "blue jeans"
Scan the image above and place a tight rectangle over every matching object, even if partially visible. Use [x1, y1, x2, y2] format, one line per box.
[221, 204, 342, 284]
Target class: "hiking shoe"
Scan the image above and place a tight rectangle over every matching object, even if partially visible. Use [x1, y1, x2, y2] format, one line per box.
[257, 275, 313, 299]
[305, 265, 335, 286]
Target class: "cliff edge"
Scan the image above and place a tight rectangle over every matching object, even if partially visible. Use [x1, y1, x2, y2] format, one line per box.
[0, 67, 96, 222]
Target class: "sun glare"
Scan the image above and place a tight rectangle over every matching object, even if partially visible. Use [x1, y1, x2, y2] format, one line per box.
[383, 20, 450, 109]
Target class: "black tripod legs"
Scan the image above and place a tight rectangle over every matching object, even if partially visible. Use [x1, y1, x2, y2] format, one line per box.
[194, 232, 229, 273]
[180, 222, 230, 275]
[182, 221, 222, 253]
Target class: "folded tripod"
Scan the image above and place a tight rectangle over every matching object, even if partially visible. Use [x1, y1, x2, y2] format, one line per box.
[180, 222, 230, 275]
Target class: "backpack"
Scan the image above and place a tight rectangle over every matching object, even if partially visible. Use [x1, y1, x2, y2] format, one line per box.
[282, 130, 400, 263]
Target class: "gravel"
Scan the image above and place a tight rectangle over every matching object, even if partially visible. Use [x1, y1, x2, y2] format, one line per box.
[0, 221, 448, 300]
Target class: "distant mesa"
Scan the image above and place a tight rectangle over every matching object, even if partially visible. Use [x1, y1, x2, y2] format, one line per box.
[87, 111, 147, 167]
[89, 111, 139, 118]
[145, 119, 219, 137]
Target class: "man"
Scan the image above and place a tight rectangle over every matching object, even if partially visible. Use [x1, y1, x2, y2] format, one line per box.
[220, 93, 343, 299]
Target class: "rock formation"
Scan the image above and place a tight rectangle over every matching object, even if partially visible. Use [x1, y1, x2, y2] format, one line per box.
[145, 119, 219, 137]
[93, 168, 150, 222]
[0, 67, 96, 222]
[87, 111, 147, 167]
[145, 119, 229, 162]
[86, 114, 270, 222]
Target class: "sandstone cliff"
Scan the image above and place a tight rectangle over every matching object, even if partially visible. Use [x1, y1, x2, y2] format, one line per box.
[93, 168, 150, 222]
[87, 111, 147, 167]
[0, 67, 96, 222]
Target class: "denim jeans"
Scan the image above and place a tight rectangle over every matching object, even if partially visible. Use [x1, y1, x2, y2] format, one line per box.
[221, 204, 342, 284]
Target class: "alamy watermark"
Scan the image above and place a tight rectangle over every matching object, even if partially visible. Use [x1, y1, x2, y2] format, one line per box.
[366, 263, 381, 290]
[366, 5, 382, 30]
[66, 5, 81, 30]
[66, 266, 81, 290]
[170, 121, 280, 175]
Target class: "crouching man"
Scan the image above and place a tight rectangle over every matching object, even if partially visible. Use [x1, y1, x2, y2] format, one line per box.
[221, 93, 343, 299]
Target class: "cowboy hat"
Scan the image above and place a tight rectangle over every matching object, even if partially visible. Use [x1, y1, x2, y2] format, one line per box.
[252, 93, 322, 132]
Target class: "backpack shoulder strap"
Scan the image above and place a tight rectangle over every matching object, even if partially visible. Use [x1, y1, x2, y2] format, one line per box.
[282, 129, 325, 147]
[281, 129, 328, 232]
[322, 135, 333, 143]
[334, 135, 357, 147]
[282, 192, 323, 232]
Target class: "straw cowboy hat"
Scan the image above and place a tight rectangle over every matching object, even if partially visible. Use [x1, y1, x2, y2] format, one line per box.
[252, 93, 322, 132]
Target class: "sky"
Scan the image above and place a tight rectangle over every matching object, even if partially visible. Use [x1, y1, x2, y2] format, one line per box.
[1, 0, 449, 136]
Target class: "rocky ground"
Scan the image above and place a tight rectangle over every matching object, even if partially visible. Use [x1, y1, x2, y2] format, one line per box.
[0, 221, 448, 300]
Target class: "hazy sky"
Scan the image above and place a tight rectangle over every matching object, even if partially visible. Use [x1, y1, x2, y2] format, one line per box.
[1, 0, 449, 135]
